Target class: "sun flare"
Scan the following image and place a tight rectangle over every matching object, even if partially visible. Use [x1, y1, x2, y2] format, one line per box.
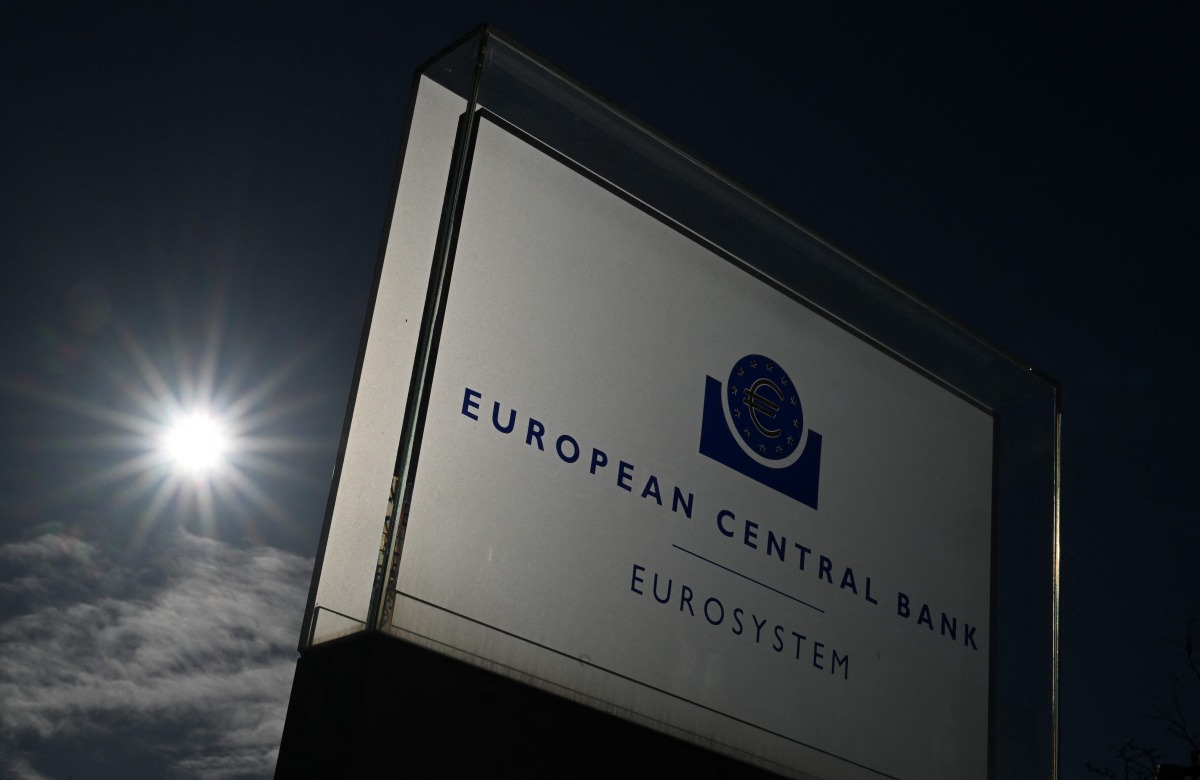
[163, 411, 228, 474]
[4, 277, 332, 547]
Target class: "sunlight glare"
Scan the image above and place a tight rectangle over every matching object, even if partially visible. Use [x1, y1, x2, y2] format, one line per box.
[163, 411, 228, 473]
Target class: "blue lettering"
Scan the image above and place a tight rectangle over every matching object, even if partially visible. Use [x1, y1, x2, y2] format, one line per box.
[641, 475, 662, 504]
[617, 461, 634, 491]
[839, 566, 858, 595]
[526, 418, 545, 450]
[898, 591, 911, 618]
[672, 488, 693, 518]
[766, 531, 786, 562]
[812, 641, 825, 670]
[652, 573, 672, 604]
[703, 597, 724, 626]
[630, 564, 645, 595]
[555, 434, 579, 463]
[491, 402, 515, 433]
[964, 623, 978, 650]
[940, 613, 957, 640]
[589, 448, 608, 474]
[793, 543, 811, 570]
[461, 387, 481, 420]
[732, 607, 744, 636]
[818, 555, 833, 583]
[680, 585, 695, 616]
[743, 520, 759, 550]
[918, 604, 934, 630]
[717, 509, 735, 538]
[833, 650, 850, 679]
[792, 631, 807, 660]
[752, 614, 768, 643]
[866, 577, 878, 605]
[772, 625, 785, 652]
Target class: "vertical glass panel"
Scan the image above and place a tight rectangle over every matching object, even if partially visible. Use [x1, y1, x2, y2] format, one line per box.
[297, 35, 481, 647]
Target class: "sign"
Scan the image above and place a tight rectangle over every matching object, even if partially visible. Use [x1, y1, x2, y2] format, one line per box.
[387, 111, 994, 779]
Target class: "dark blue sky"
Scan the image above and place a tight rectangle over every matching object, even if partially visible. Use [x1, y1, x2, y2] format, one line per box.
[1, 3, 1196, 777]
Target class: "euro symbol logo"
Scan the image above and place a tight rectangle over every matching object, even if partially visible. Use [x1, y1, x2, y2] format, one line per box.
[743, 378, 783, 438]
[703, 353, 819, 505]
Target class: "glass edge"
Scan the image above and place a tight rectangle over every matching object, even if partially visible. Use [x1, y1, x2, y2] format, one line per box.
[472, 27, 1060, 409]
[296, 44, 461, 653]
[1051, 396, 1062, 780]
[370, 33, 491, 633]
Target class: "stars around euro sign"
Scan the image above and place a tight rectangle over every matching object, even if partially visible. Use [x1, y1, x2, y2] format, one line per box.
[726, 354, 804, 463]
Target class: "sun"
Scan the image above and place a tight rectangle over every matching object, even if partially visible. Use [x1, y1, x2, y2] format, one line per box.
[0, 252, 350, 771]
[162, 410, 229, 474]
[0, 277, 333, 547]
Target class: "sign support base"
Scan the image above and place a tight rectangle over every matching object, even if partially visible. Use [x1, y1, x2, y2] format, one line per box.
[276, 631, 779, 777]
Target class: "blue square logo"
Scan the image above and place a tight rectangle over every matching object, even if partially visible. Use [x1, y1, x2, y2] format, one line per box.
[698, 354, 822, 508]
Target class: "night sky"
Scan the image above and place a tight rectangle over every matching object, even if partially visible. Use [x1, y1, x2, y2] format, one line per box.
[1, 3, 1196, 778]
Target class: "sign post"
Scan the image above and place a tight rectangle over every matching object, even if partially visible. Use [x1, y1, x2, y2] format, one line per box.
[282, 26, 1060, 780]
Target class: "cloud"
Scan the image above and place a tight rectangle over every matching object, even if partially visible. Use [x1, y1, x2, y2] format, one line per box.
[0, 530, 311, 779]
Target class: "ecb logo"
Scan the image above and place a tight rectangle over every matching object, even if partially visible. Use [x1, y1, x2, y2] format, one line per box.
[698, 354, 822, 508]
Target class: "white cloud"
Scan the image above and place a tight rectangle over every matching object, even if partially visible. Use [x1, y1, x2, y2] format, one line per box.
[0, 530, 311, 779]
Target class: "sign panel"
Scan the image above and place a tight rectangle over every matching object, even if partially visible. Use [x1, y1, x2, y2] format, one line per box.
[388, 112, 993, 779]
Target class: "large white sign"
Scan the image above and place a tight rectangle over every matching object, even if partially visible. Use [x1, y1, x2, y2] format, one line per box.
[389, 113, 993, 779]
